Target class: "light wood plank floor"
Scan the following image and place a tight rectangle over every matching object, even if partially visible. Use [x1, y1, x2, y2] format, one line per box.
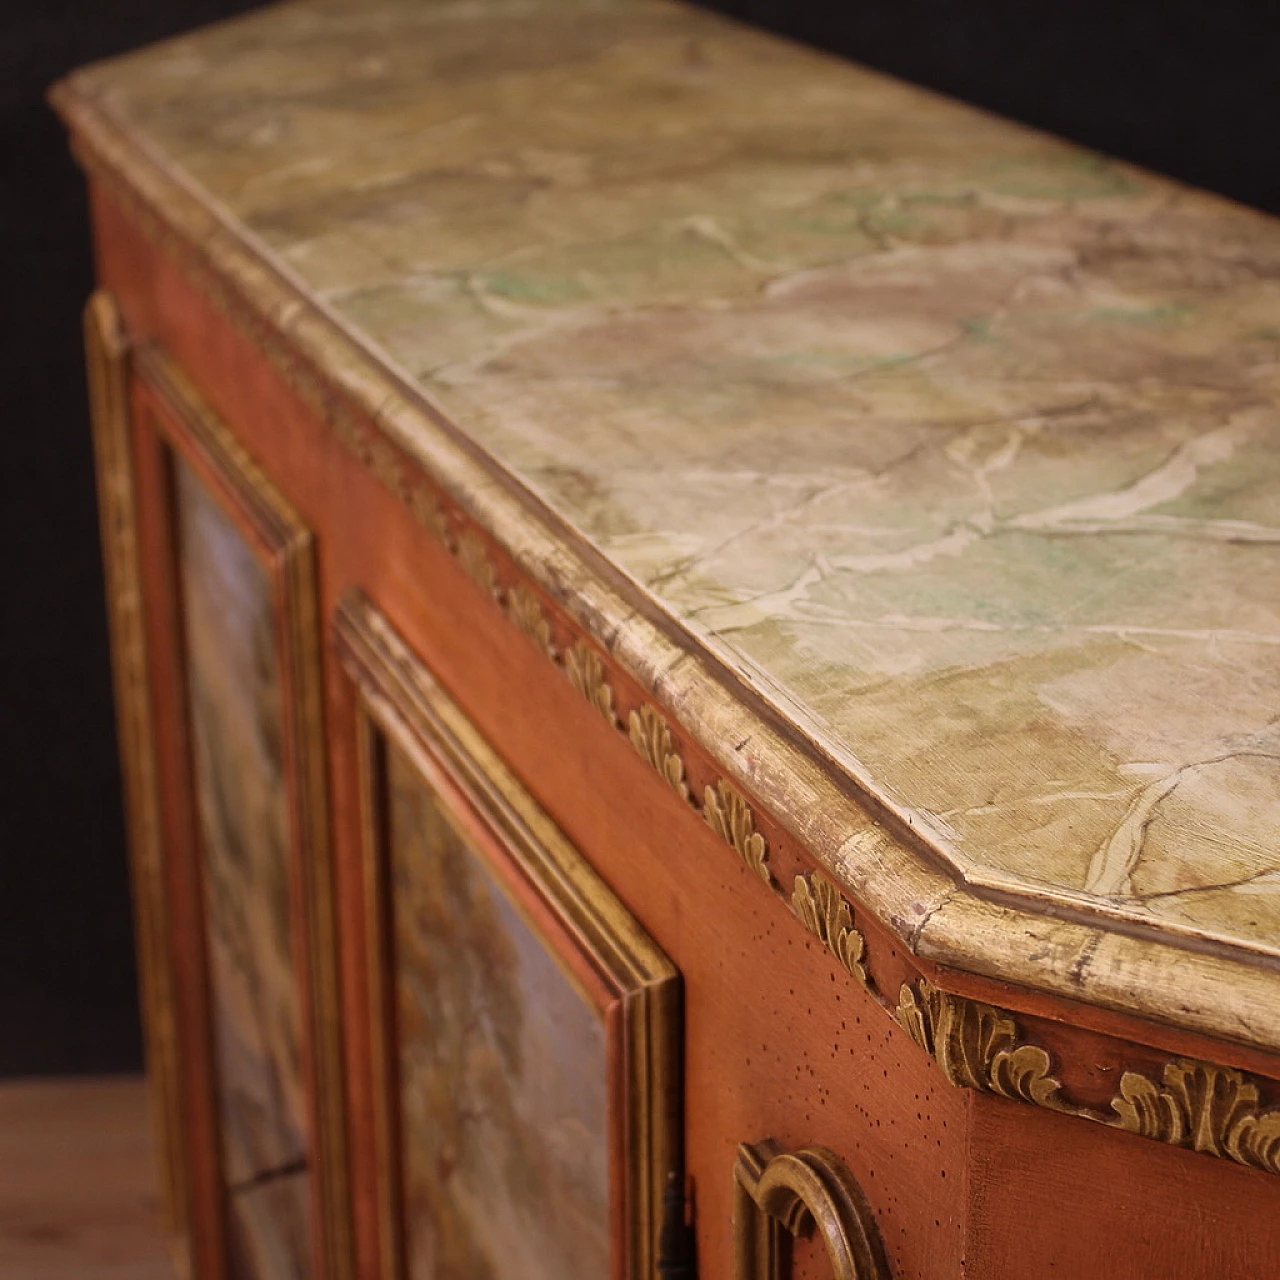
[0, 1076, 174, 1280]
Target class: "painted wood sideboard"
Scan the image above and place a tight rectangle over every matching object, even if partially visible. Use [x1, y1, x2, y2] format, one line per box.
[54, 1, 1280, 1277]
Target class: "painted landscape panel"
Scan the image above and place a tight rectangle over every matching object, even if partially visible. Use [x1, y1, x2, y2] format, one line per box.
[175, 457, 311, 1280]
[386, 743, 611, 1280]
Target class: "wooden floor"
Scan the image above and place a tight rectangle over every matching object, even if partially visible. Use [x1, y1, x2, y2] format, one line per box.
[0, 1076, 174, 1280]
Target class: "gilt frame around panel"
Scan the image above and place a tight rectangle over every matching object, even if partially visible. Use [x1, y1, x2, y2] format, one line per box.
[84, 291, 193, 1278]
[333, 589, 683, 1280]
[132, 340, 352, 1280]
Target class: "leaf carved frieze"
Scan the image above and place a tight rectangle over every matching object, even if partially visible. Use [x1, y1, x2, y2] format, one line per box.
[793, 872, 866, 984]
[704, 780, 772, 886]
[629, 705, 691, 803]
[506, 584, 556, 660]
[456, 530, 500, 600]
[564, 642, 619, 727]
[897, 980, 1069, 1111]
[1110, 1059, 1280, 1174]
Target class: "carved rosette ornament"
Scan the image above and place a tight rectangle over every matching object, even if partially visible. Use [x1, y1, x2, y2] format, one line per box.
[629, 705, 691, 802]
[793, 873, 867, 986]
[704, 780, 772, 886]
[1110, 1059, 1280, 1174]
[897, 980, 1068, 1111]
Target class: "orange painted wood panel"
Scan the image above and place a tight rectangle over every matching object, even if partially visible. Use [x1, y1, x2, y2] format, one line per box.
[967, 1092, 1280, 1278]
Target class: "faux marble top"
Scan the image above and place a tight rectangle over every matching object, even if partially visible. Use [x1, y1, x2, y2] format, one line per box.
[71, 1, 1280, 976]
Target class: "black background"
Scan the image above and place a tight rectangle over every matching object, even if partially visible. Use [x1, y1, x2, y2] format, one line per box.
[2, 0, 1275, 1077]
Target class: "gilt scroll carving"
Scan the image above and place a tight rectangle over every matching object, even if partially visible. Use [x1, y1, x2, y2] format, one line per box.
[734, 1139, 891, 1280]
[1110, 1059, 1280, 1174]
[896, 980, 1067, 1111]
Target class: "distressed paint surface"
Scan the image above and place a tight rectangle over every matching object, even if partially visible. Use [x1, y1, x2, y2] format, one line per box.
[89, 0, 1280, 960]
[385, 743, 611, 1280]
[175, 458, 311, 1280]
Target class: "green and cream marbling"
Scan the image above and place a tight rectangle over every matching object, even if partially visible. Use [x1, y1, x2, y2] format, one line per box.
[86, 0, 1280, 962]
[386, 743, 611, 1280]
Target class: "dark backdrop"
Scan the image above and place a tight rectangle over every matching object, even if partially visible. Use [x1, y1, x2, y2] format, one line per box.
[2, 0, 1274, 1077]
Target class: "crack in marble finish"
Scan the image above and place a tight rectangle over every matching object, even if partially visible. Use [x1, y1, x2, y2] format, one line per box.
[78, 0, 1280, 959]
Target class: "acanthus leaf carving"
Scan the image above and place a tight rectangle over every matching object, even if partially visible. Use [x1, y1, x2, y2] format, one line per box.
[564, 642, 619, 727]
[896, 980, 1068, 1111]
[629, 705, 690, 803]
[1110, 1059, 1280, 1174]
[506, 584, 556, 660]
[405, 485, 451, 547]
[456, 530, 500, 600]
[793, 873, 866, 984]
[704, 780, 772, 886]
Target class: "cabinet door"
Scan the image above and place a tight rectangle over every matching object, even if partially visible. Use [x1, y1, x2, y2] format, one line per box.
[95, 304, 349, 1280]
[334, 592, 686, 1280]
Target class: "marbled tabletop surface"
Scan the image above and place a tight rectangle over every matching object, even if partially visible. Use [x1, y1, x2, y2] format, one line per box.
[77, 0, 1280, 961]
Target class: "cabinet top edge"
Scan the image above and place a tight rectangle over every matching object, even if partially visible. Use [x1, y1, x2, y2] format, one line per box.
[52, 0, 1280, 1055]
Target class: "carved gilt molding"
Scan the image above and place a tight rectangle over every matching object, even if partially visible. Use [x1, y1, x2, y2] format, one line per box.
[896, 979, 1068, 1111]
[506, 584, 556, 660]
[564, 642, 619, 727]
[705, 780, 772, 886]
[84, 292, 192, 1262]
[1110, 1059, 1280, 1175]
[629, 705, 691, 803]
[456, 530, 500, 600]
[793, 873, 867, 986]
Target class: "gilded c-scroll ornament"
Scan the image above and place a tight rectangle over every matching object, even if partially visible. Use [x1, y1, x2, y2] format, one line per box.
[897, 980, 1067, 1110]
[456, 530, 500, 600]
[629, 705, 690, 802]
[564, 642, 619, 727]
[506, 584, 556, 660]
[1109, 1059, 1280, 1174]
[734, 1139, 892, 1280]
[704, 780, 772, 886]
[793, 873, 867, 986]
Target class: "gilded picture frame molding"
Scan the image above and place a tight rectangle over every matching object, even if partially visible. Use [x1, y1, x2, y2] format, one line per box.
[333, 587, 684, 1280]
[132, 339, 354, 1280]
[84, 290, 193, 1279]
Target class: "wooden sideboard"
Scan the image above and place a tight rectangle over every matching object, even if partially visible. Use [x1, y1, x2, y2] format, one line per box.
[54, 2, 1280, 1277]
